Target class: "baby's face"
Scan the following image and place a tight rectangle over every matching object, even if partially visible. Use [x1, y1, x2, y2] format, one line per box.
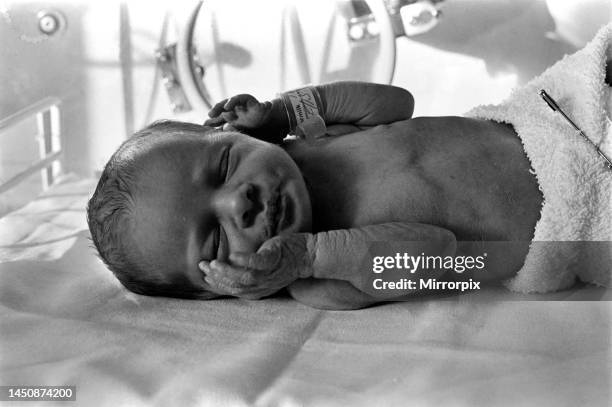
[131, 130, 312, 296]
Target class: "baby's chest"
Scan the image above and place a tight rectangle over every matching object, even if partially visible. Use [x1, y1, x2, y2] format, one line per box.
[336, 175, 436, 228]
[295, 137, 438, 228]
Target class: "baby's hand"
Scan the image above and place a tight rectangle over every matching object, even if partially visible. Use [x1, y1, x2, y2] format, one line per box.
[199, 234, 313, 300]
[204, 94, 272, 131]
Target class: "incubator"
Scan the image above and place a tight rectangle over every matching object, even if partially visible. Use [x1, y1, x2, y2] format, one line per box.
[161, 0, 444, 113]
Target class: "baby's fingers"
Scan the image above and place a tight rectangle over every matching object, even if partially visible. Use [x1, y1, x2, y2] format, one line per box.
[202, 260, 258, 287]
[204, 116, 226, 127]
[221, 111, 238, 122]
[208, 98, 229, 118]
[202, 261, 278, 299]
[224, 94, 257, 111]
[230, 249, 281, 272]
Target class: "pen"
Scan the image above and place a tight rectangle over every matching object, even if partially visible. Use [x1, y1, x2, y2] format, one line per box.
[539, 89, 612, 169]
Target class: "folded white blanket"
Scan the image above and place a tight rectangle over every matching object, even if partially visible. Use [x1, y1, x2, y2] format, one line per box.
[467, 24, 612, 293]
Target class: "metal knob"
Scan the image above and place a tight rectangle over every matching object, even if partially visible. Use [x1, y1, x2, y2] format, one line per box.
[37, 10, 64, 35]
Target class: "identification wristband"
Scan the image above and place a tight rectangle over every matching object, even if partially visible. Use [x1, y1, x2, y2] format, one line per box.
[278, 86, 326, 140]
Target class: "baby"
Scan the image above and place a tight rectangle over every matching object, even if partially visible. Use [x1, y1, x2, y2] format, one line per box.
[87, 81, 546, 309]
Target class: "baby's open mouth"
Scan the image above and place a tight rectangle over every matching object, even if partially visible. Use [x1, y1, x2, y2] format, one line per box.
[265, 188, 283, 238]
[265, 186, 292, 238]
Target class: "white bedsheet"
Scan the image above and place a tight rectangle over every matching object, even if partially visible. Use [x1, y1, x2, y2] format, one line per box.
[1, 176, 610, 407]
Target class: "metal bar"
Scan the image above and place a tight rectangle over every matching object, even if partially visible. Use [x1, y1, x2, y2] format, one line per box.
[119, 0, 135, 137]
[0, 151, 62, 195]
[41, 109, 54, 186]
[0, 97, 61, 131]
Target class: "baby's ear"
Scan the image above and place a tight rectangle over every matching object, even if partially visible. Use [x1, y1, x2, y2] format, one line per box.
[201, 124, 217, 132]
[222, 123, 239, 131]
[201, 124, 223, 137]
[201, 123, 239, 132]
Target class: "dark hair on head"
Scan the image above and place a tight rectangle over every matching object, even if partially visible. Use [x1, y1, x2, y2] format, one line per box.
[86, 120, 217, 299]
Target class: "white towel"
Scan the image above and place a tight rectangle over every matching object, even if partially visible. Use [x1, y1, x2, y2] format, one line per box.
[466, 24, 612, 293]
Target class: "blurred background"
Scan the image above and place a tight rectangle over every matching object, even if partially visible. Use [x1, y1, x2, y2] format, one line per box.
[0, 0, 610, 217]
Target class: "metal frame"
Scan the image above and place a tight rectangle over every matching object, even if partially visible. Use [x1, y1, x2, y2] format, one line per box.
[173, 0, 396, 113]
[0, 97, 62, 195]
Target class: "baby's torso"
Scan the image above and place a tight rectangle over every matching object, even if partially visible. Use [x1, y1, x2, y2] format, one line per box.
[286, 116, 543, 246]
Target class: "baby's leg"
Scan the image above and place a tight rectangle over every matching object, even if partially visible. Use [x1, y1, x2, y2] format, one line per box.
[287, 278, 378, 310]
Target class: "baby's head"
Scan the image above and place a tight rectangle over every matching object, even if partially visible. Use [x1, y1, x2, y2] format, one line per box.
[87, 120, 312, 299]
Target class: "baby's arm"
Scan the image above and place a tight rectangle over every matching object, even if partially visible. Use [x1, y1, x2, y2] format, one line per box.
[204, 82, 414, 143]
[287, 279, 376, 310]
[202, 222, 456, 310]
[293, 223, 455, 309]
[317, 81, 415, 127]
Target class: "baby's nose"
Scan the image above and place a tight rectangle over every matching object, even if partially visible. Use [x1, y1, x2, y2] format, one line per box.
[216, 183, 260, 229]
